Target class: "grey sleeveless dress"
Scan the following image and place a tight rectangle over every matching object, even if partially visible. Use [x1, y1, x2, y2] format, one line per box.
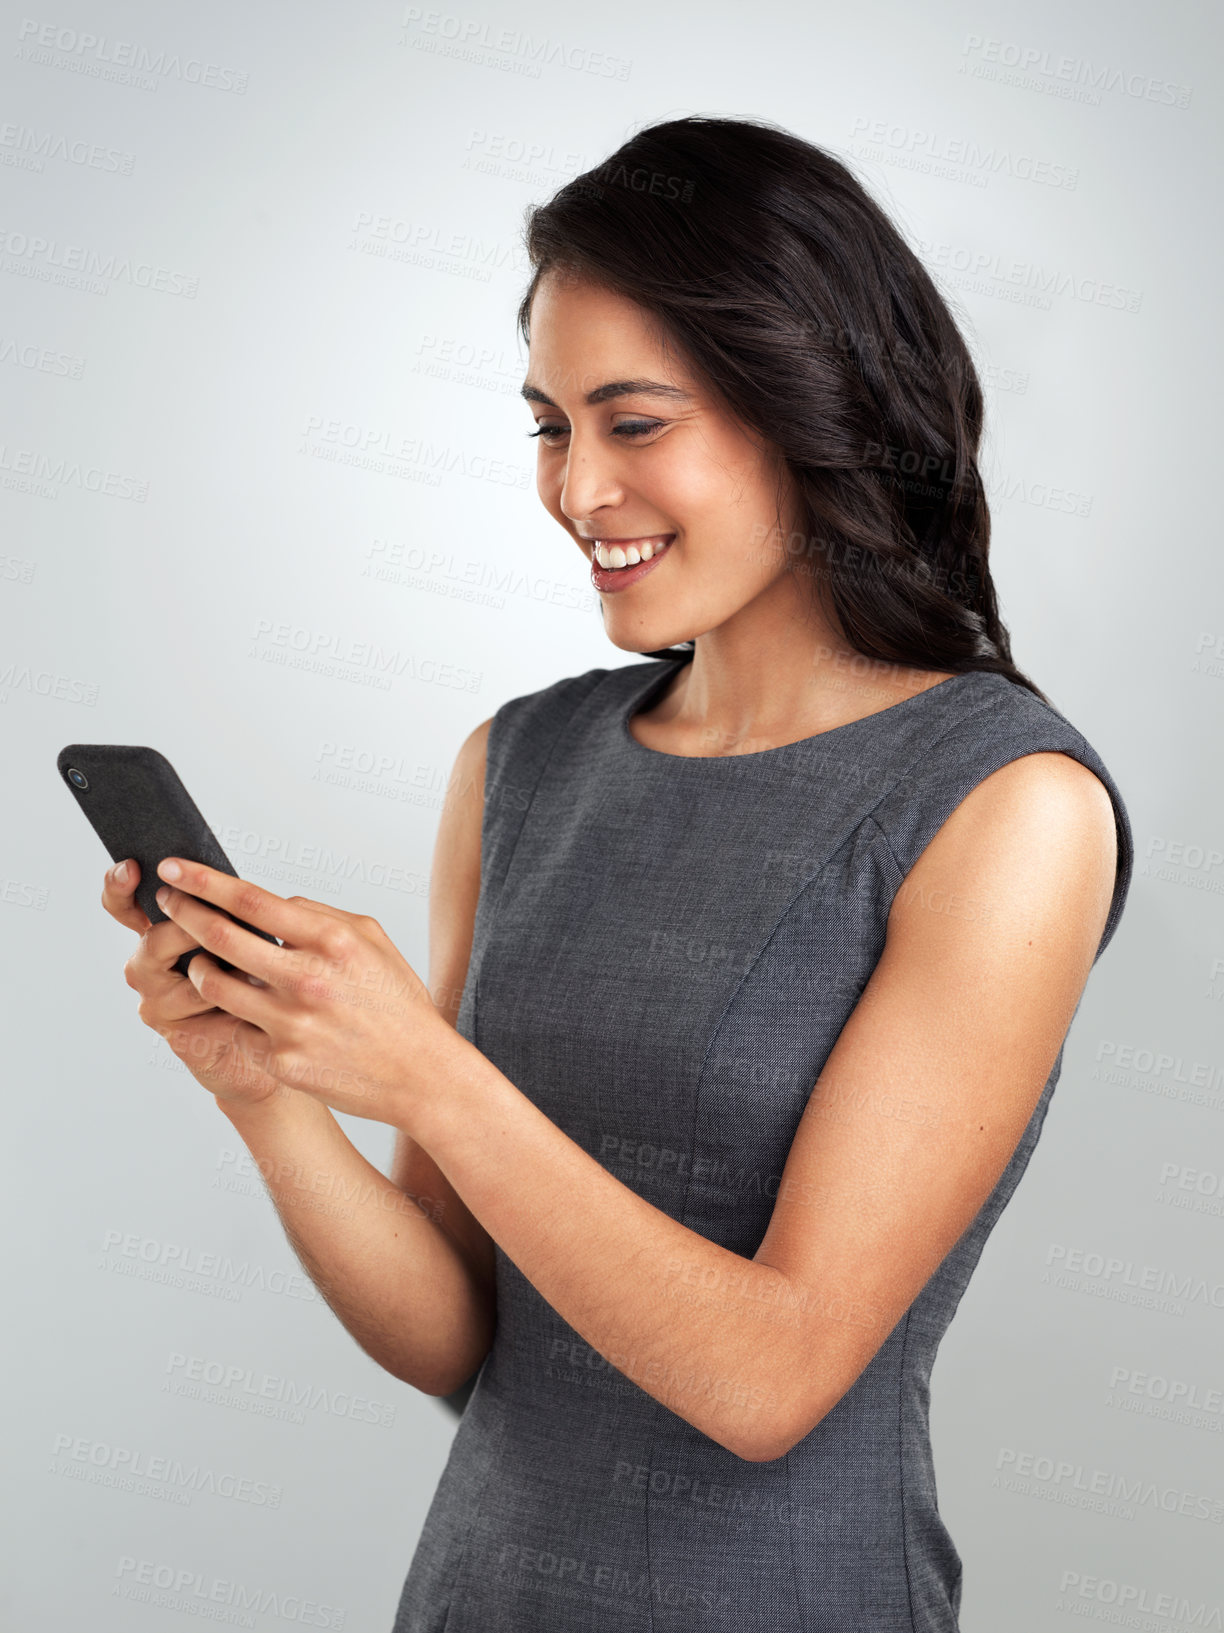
[393, 656, 1134, 1633]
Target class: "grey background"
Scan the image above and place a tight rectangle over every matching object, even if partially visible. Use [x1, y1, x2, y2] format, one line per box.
[2, 1, 1221, 1627]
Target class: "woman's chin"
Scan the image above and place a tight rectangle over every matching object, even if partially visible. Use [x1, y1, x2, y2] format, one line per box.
[606, 628, 692, 656]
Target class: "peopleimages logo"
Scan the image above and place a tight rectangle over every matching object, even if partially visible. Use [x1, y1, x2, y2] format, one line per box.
[0, 119, 135, 174]
[397, 7, 632, 82]
[958, 35, 1191, 109]
[848, 115, 1079, 190]
[494, 1542, 727, 1615]
[0, 333, 85, 378]
[0, 224, 198, 296]
[164, 1351, 396, 1428]
[114, 1556, 345, 1628]
[98, 1227, 321, 1304]
[1056, 1569, 1221, 1624]
[994, 1447, 1224, 1524]
[1043, 1243, 1224, 1317]
[51, 1433, 282, 1508]
[0, 439, 148, 499]
[914, 235, 1141, 314]
[15, 19, 249, 93]
[1108, 1364, 1224, 1419]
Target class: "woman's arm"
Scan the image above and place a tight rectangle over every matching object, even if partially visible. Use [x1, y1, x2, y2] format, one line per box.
[214, 717, 497, 1396]
[386, 715, 496, 1368]
[217, 1089, 493, 1396]
[407, 749, 1118, 1459]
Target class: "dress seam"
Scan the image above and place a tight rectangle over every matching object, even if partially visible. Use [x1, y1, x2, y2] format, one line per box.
[486, 672, 606, 914]
[863, 811, 906, 882]
[859, 690, 1011, 837]
[861, 713, 1132, 963]
[436, 676, 598, 1631]
[897, 1305, 920, 1633]
[438, 1408, 505, 1633]
[784, 1445, 803, 1632]
[652, 831, 854, 1633]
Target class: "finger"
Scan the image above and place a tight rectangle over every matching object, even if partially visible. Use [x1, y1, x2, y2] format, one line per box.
[143, 916, 217, 978]
[124, 919, 219, 1020]
[155, 875, 308, 986]
[179, 951, 284, 1034]
[141, 911, 272, 990]
[101, 859, 151, 933]
[154, 860, 327, 952]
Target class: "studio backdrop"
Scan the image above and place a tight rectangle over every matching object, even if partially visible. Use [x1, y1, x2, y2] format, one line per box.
[3, 2, 1220, 1629]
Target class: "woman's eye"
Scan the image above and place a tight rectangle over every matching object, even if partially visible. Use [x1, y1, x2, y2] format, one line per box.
[527, 421, 662, 442]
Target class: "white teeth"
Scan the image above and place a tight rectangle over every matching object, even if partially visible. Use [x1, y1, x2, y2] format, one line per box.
[594, 537, 672, 570]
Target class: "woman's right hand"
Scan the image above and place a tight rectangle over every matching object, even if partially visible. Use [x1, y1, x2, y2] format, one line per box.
[104, 858, 287, 1109]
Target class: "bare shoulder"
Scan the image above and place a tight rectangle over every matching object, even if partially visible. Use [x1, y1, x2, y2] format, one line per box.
[889, 748, 1118, 967]
[949, 749, 1117, 843]
[451, 714, 493, 795]
[430, 715, 495, 1021]
[437, 715, 494, 870]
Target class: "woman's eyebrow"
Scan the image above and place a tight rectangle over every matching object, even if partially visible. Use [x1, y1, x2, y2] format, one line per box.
[520, 378, 693, 407]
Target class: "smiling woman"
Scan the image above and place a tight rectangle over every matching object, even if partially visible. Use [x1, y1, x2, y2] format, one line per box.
[518, 300, 807, 625]
[102, 114, 1134, 1633]
[512, 114, 1030, 702]
[381, 116, 1133, 1633]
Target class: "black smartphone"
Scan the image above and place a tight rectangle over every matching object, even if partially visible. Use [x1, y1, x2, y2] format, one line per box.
[57, 744, 282, 980]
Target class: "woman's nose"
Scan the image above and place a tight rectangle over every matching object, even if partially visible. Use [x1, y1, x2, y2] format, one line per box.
[559, 436, 626, 522]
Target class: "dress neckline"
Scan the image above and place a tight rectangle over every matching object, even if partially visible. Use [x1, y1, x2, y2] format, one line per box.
[618, 656, 982, 763]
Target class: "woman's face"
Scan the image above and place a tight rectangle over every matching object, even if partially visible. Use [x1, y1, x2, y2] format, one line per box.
[523, 270, 806, 655]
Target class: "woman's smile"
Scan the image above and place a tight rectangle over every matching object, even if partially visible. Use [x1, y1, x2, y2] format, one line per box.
[588, 533, 676, 592]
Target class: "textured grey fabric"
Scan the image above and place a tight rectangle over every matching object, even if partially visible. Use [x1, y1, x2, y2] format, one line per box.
[393, 657, 1134, 1633]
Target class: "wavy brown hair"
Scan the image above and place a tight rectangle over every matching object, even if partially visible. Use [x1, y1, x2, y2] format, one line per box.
[516, 114, 1047, 703]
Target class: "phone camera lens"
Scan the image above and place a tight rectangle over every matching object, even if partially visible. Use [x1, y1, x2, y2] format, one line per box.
[66, 767, 89, 790]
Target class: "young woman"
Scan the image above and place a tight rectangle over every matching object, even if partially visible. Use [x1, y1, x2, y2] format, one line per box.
[104, 118, 1132, 1631]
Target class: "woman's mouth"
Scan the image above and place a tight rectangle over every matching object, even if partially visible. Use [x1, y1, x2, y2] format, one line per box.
[589, 534, 675, 594]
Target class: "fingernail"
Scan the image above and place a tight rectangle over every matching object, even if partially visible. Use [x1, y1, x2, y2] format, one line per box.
[113, 861, 129, 885]
[159, 859, 182, 881]
[155, 886, 170, 907]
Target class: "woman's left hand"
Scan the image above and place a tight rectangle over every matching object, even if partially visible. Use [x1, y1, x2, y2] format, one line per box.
[151, 858, 450, 1129]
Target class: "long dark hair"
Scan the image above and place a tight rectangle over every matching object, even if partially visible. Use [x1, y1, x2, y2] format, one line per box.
[516, 115, 1048, 703]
